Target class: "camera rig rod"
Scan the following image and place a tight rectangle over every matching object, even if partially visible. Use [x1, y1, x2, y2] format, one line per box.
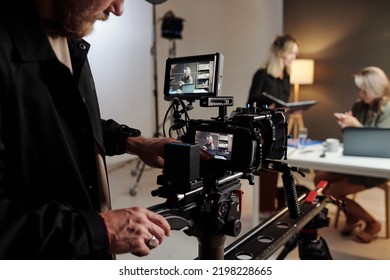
[217, 172, 243, 185]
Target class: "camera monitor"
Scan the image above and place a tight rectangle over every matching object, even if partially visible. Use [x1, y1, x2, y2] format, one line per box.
[164, 53, 224, 101]
[195, 130, 233, 161]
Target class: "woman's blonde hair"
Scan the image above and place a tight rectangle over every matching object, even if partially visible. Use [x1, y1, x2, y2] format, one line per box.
[266, 34, 299, 78]
[354, 66, 390, 99]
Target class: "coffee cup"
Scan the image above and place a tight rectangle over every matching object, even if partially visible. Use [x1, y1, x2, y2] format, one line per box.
[325, 138, 340, 152]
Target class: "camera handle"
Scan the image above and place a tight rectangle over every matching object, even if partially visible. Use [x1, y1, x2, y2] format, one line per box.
[263, 160, 304, 219]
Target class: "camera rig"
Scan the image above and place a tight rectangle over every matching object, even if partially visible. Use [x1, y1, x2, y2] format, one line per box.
[148, 53, 341, 259]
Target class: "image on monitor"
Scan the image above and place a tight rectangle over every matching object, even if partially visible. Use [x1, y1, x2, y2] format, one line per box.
[164, 53, 223, 101]
[195, 130, 233, 161]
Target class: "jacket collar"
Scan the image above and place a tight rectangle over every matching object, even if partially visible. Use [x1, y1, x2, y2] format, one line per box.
[5, 1, 90, 64]
[5, 1, 56, 62]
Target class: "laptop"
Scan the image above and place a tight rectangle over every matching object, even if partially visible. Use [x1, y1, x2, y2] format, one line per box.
[342, 127, 390, 158]
[181, 83, 196, 93]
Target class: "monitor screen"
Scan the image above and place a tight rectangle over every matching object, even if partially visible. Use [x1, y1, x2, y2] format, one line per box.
[195, 130, 233, 161]
[163, 53, 223, 101]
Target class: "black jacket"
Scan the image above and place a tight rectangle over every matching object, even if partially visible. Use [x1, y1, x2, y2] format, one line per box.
[0, 1, 139, 259]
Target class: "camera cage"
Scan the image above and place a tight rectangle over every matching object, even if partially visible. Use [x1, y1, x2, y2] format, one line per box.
[160, 52, 291, 201]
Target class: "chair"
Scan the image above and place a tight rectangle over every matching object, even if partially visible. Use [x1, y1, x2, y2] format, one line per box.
[334, 180, 390, 239]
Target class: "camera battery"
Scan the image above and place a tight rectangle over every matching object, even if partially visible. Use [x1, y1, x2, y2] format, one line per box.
[164, 142, 200, 189]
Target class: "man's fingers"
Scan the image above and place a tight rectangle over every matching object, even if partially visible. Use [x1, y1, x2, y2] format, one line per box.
[147, 210, 171, 237]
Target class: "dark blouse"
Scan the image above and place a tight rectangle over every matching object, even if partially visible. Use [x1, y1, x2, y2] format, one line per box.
[247, 68, 290, 107]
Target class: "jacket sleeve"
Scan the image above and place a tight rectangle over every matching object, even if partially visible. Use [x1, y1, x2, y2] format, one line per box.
[101, 119, 141, 156]
[0, 182, 109, 259]
[377, 103, 390, 127]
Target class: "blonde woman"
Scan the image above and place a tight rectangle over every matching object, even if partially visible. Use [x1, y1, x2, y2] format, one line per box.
[247, 34, 299, 108]
[247, 34, 299, 215]
[315, 66, 390, 243]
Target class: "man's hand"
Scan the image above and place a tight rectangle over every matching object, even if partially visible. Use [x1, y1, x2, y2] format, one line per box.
[99, 207, 171, 257]
[126, 136, 213, 168]
[126, 136, 177, 168]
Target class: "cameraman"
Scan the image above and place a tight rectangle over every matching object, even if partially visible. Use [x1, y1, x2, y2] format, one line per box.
[0, 0, 173, 259]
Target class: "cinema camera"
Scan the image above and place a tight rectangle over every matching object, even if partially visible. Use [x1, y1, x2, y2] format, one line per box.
[149, 53, 320, 260]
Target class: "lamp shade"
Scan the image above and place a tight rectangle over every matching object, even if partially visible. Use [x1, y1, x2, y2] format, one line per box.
[290, 59, 314, 85]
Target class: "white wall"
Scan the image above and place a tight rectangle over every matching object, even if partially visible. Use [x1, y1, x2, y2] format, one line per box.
[155, 0, 284, 120]
[86, 0, 154, 164]
[86, 0, 283, 165]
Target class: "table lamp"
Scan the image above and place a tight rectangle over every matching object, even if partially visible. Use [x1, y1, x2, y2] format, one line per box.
[288, 59, 315, 138]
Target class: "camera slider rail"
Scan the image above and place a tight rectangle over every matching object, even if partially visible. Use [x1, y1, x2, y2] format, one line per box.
[224, 194, 329, 260]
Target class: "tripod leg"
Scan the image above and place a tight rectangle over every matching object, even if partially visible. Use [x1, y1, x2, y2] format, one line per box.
[298, 233, 333, 260]
[129, 161, 146, 196]
[131, 160, 142, 176]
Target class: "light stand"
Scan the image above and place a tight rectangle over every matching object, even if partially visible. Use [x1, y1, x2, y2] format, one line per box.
[130, 2, 185, 196]
[152, 5, 160, 138]
[287, 83, 305, 138]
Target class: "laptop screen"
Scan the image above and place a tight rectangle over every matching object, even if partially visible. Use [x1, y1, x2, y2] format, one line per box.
[342, 127, 390, 158]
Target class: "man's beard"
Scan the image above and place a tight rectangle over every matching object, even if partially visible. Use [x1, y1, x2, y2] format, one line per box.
[43, 0, 109, 39]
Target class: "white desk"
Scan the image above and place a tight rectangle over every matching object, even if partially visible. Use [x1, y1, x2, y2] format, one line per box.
[252, 144, 390, 226]
[286, 144, 390, 178]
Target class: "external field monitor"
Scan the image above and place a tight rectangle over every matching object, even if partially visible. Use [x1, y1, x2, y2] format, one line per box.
[163, 53, 224, 101]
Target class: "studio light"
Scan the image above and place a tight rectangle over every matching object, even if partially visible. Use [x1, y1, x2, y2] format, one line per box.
[161, 11, 184, 40]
